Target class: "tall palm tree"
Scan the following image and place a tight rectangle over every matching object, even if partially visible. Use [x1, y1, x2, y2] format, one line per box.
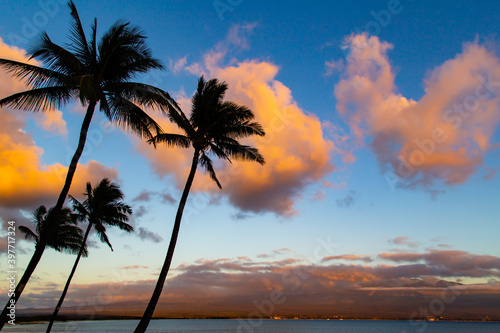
[0, 206, 86, 329]
[46, 178, 133, 332]
[0, 1, 177, 214]
[134, 76, 266, 332]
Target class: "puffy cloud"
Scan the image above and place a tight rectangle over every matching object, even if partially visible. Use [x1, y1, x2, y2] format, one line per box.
[334, 33, 500, 190]
[0, 127, 117, 208]
[0, 38, 117, 210]
[39, 109, 68, 135]
[138, 27, 336, 216]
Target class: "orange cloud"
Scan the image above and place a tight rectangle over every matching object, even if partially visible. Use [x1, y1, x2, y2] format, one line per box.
[334, 34, 500, 190]
[138, 28, 336, 216]
[39, 109, 68, 135]
[0, 38, 117, 209]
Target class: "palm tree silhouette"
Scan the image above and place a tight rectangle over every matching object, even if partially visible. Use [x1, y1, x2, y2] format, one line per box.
[0, 206, 86, 328]
[46, 178, 133, 332]
[0, 1, 176, 214]
[134, 76, 266, 332]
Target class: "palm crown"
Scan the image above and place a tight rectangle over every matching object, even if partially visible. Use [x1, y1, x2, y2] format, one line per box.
[0, 1, 172, 139]
[151, 76, 266, 187]
[19, 205, 87, 255]
[69, 178, 133, 250]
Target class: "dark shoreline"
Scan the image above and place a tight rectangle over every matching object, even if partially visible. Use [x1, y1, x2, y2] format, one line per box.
[12, 315, 500, 325]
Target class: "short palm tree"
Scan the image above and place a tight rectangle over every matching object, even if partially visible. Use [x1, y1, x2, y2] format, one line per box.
[134, 76, 266, 332]
[0, 206, 86, 329]
[0, 1, 176, 214]
[46, 178, 133, 332]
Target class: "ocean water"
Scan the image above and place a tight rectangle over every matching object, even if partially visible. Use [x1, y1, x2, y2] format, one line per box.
[3, 319, 499, 333]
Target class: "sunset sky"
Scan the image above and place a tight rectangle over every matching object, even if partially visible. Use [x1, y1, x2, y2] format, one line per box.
[0, 0, 500, 319]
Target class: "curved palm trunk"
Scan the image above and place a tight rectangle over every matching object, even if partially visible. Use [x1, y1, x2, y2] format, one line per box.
[134, 149, 200, 333]
[54, 101, 97, 212]
[0, 244, 45, 329]
[45, 223, 92, 332]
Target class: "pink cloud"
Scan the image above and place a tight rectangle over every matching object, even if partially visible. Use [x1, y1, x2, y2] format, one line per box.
[334, 33, 500, 190]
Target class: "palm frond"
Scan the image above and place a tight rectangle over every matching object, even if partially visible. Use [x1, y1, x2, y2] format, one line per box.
[105, 82, 168, 110]
[149, 133, 191, 148]
[18, 226, 38, 243]
[98, 21, 162, 83]
[93, 221, 113, 251]
[161, 96, 194, 137]
[89, 18, 98, 62]
[219, 143, 265, 165]
[30, 31, 84, 75]
[200, 152, 222, 189]
[53, 224, 88, 256]
[0, 59, 66, 88]
[208, 143, 231, 161]
[113, 58, 164, 81]
[68, 195, 89, 222]
[218, 102, 255, 122]
[116, 221, 134, 232]
[221, 120, 266, 139]
[0, 86, 73, 111]
[33, 205, 47, 238]
[67, 0, 92, 63]
[104, 94, 163, 141]
[33, 205, 47, 223]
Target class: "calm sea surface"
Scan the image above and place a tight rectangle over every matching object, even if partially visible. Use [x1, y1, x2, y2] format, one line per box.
[3, 319, 499, 333]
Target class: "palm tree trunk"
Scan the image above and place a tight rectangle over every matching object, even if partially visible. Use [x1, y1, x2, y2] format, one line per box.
[0, 245, 45, 329]
[54, 101, 97, 212]
[46, 223, 92, 332]
[134, 149, 200, 333]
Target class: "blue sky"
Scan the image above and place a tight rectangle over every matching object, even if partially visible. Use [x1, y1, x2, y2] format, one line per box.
[0, 0, 499, 318]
